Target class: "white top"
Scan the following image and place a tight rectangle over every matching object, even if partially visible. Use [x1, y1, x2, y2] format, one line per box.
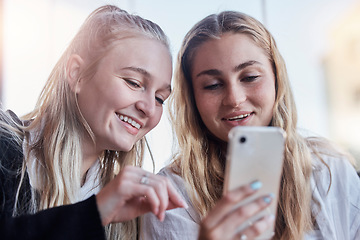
[27, 157, 101, 202]
[140, 154, 360, 239]
[24, 127, 101, 202]
[78, 159, 101, 201]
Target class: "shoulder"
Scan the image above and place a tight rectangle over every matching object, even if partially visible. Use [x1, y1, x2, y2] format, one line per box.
[158, 167, 186, 188]
[311, 150, 359, 196]
[0, 110, 24, 170]
[310, 149, 360, 238]
[310, 150, 360, 215]
[0, 110, 29, 217]
[308, 137, 358, 192]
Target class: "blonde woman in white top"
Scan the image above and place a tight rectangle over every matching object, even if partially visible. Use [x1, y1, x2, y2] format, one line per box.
[141, 11, 360, 240]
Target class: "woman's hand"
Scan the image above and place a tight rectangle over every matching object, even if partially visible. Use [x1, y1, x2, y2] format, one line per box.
[95, 166, 188, 226]
[198, 181, 275, 240]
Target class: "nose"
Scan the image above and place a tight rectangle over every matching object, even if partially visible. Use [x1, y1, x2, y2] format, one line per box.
[135, 93, 156, 117]
[222, 83, 246, 107]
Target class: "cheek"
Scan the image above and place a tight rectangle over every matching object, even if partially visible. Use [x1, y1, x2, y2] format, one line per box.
[265, 84, 276, 109]
[143, 108, 163, 134]
[255, 78, 276, 104]
[197, 103, 212, 120]
[195, 96, 209, 120]
[256, 82, 276, 119]
[194, 90, 215, 118]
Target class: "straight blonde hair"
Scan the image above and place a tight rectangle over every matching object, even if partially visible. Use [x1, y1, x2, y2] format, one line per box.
[13, 5, 170, 240]
[168, 11, 343, 239]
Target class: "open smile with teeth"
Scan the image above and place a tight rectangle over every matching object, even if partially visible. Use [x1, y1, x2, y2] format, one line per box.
[225, 113, 251, 121]
[117, 114, 141, 129]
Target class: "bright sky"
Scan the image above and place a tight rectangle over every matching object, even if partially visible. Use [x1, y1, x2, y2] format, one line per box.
[2, 0, 358, 172]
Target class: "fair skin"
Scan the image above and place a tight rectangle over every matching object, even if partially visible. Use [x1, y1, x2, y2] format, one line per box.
[67, 36, 187, 225]
[191, 33, 276, 239]
[198, 184, 275, 240]
[71, 37, 173, 172]
[191, 33, 276, 142]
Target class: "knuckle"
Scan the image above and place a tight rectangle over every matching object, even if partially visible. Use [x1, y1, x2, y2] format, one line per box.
[252, 223, 263, 236]
[236, 207, 250, 218]
[158, 175, 168, 185]
[236, 207, 246, 217]
[222, 193, 237, 204]
[155, 176, 168, 190]
[115, 179, 128, 193]
[144, 187, 154, 196]
[119, 167, 132, 179]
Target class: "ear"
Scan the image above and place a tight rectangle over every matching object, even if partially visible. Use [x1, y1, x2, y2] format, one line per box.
[66, 54, 84, 93]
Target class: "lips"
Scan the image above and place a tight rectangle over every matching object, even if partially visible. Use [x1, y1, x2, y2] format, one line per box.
[115, 113, 141, 129]
[222, 113, 252, 121]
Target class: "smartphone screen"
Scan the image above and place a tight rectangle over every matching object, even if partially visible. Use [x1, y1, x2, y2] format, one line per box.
[223, 126, 286, 239]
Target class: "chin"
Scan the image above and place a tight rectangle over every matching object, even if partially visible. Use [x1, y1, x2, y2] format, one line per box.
[109, 142, 134, 152]
[120, 144, 135, 152]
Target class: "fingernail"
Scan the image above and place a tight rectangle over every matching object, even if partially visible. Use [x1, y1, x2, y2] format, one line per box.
[250, 180, 262, 190]
[263, 194, 273, 204]
[182, 199, 189, 209]
[160, 212, 165, 222]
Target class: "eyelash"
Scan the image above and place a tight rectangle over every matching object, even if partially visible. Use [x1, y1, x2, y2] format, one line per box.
[155, 97, 165, 105]
[122, 77, 165, 106]
[124, 78, 142, 89]
[203, 75, 259, 90]
[243, 75, 259, 82]
[204, 83, 222, 90]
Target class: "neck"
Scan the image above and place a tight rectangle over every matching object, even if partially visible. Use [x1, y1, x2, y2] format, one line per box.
[81, 154, 99, 179]
[81, 135, 101, 180]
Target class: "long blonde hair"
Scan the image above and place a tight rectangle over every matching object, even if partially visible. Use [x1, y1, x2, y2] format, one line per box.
[169, 11, 330, 239]
[15, 5, 170, 240]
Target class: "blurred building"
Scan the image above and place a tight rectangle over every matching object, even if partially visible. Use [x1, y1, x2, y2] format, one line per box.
[324, 2, 360, 167]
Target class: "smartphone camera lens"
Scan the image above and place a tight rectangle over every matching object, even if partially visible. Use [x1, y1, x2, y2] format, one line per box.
[239, 136, 246, 143]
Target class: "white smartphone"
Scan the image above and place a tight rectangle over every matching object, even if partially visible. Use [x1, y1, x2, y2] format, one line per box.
[223, 126, 286, 239]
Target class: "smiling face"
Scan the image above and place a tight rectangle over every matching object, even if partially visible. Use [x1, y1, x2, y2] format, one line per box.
[76, 36, 172, 153]
[191, 33, 276, 142]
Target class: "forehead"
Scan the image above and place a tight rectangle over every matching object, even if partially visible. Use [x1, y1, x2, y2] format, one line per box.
[97, 36, 172, 87]
[108, 36, 168, 57]
[194, 33, 267, 65]
[100, 36, 171, 70]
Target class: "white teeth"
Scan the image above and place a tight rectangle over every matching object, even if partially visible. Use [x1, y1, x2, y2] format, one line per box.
[117, 114, 141, 129]
[228, 113, 250, 121]
[131, 121, 139, 129]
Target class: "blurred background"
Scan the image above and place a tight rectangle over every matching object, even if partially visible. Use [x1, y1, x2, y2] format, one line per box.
[0, 0, 359, 172]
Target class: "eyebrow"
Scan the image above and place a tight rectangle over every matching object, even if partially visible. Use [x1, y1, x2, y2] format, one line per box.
[122, 66, 150, 78]
[233, 60, 260, 72]
[196, 60, 261, 78]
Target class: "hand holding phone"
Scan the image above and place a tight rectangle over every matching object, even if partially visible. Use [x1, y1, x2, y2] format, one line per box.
[223, 126, 286, 239]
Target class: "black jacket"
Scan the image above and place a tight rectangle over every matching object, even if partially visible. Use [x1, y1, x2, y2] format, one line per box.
[0, 112, 105, 239]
